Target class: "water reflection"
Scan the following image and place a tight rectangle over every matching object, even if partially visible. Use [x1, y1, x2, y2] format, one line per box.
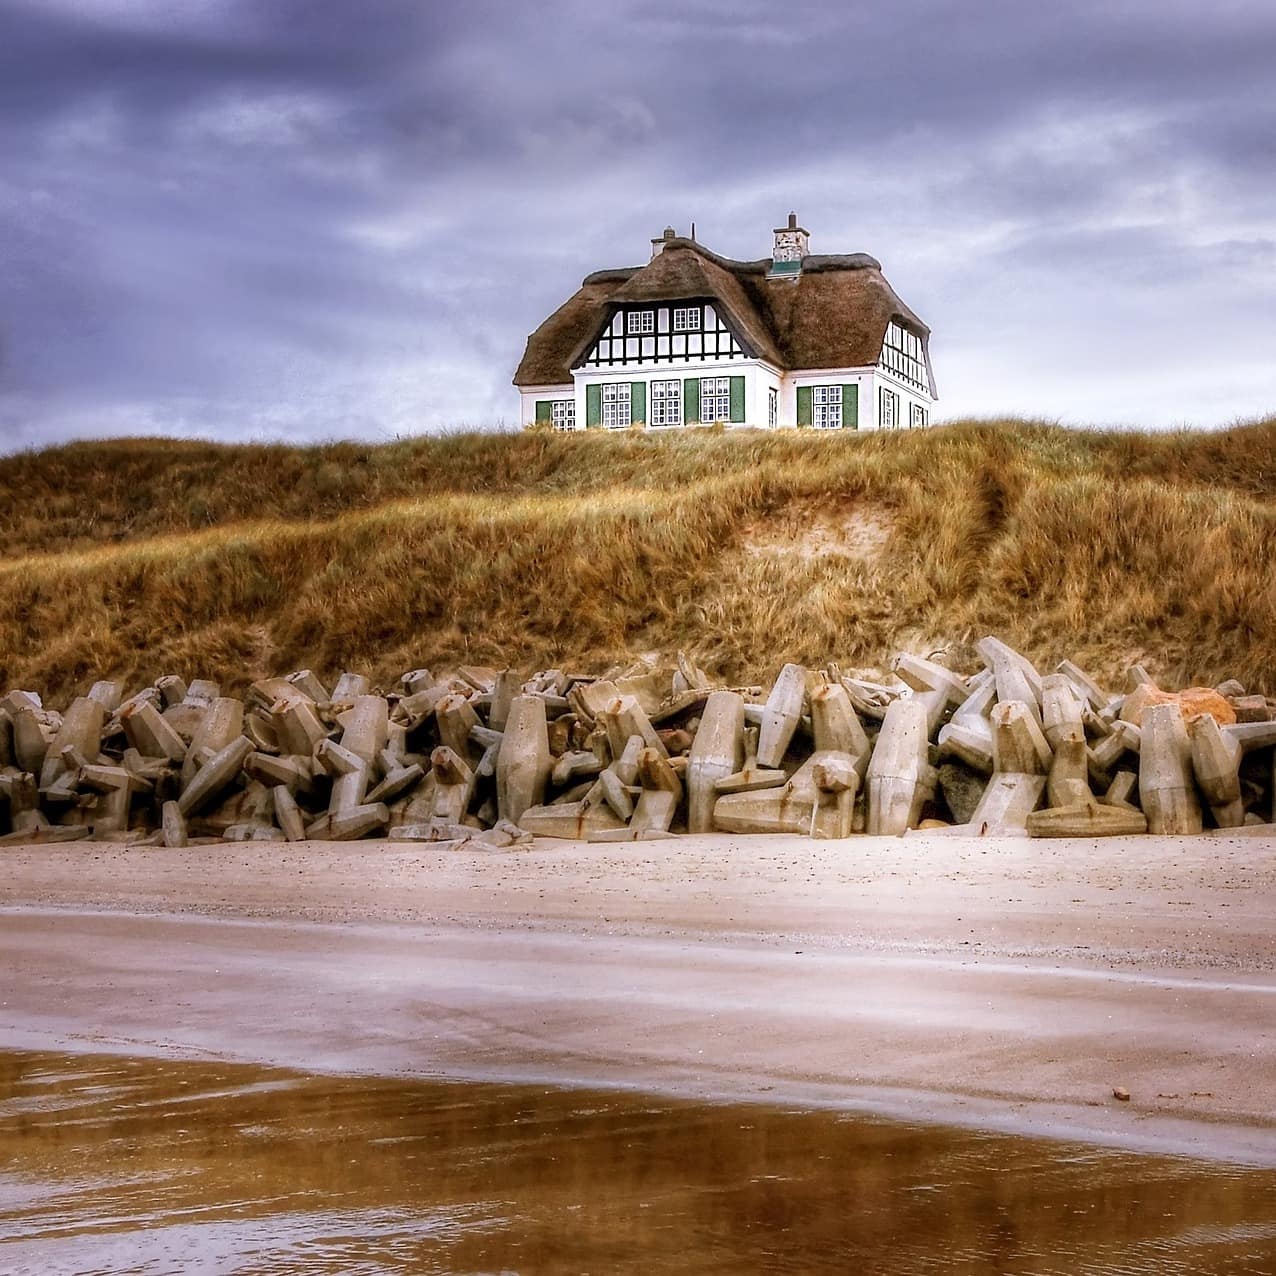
[1, 1050, 1274, 1273]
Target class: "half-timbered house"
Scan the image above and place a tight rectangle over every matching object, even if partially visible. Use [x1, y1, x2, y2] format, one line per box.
[514, 215, 936, 431]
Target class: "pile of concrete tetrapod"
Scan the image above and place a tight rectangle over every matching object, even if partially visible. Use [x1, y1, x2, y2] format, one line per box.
[2, 637, 1275, 846]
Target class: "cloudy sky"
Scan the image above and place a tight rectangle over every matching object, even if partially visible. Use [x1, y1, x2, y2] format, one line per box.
[1, 0, 1273, 451]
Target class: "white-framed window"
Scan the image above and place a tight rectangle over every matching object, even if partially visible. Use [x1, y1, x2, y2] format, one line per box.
[672, 306, 700, 331]
[768, 386, 778, 427]
[910, 402, 927, 429]
[701, 377, 731, 423]
[602, 382, 631, 429]
[813, 384, 843, 429]
[879, 387, 898, 430]
[627, 310, 654, 335]
[551, 399, 575, 431]
[650, 380, 682, 427]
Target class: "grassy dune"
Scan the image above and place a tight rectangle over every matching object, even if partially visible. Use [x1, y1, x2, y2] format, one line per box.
[3, 419, 1276, 701]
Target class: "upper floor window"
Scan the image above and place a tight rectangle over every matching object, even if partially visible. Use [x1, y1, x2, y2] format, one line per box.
[581, 304, 742, 368]
[813, 384, 843, 429]
[602, 382, 631, 429]
[551, 399, 575, 431]
[879, 321, 927, 391]
[702, 377, 731, 423]
[650, 380, 682, 427]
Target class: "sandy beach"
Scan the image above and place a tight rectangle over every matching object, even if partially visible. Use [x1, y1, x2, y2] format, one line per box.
[1, 832, 1273, 1164]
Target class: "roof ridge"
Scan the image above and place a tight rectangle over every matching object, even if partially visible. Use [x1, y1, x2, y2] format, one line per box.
[581, 238, 881, 286]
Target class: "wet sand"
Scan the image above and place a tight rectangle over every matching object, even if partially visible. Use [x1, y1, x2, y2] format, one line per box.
[0, 833, 1273, 1164]
[6, 1049, 1276, 1274]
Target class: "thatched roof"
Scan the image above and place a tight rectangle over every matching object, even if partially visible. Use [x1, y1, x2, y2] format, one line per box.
[513, 237, 934, 393]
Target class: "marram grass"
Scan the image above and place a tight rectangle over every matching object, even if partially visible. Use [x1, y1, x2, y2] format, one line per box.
[3, 418, 1276, 701]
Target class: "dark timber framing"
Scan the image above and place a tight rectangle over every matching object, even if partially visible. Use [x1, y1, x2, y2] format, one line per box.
[578, 300, 748, 370]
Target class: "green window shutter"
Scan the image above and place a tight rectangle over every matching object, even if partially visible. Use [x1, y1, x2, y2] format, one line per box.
[841, 384, 859, 430]
[630, 381, 645, 426]
[683, 377, 700, 424]
[729, 376, 745, 423]
[534, 400, 552, 423]
[796, 385, 813, 426]
[586, 384, 601, 428]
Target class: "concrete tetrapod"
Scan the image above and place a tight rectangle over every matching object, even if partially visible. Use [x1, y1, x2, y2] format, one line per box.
[714, 750, 857, 838]
[328, 695, 388, 814]
[977, 636, 1043, 719]
[1025, 688, 1147, 837]
[1188, 712, 1245, 829]
[521, 796, 625, 839]
[627, 747, 684, 835]
[936, 718, 994, 774]
[270, 695, 327, 759]
[892, 654, 971, 709]
[120, 700, 187, 763]
[184, 698, 245, 788]
[178, 735, 253, 817]
[756, 663, 807, 769]
[1139, 702, 1204, 835]
[273, 786, 307, 842]
[809, 683, 871, 775]
[599, 695, 667, 761]
[496, 695, 551, 824]
[38, 697, 104, 792]
[686, 691, 745, 834]
[966, 773, 1047, 834]
[991, 701, 1052, 775]
[436, 694, 482, 769]
[864, 698, 934, 836]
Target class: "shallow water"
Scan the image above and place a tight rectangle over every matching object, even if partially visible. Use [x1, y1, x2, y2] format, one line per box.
[1, 1051, 1275, 1274]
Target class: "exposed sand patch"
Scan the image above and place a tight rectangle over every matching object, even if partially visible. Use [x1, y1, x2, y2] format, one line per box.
[740, 499, 895, 563]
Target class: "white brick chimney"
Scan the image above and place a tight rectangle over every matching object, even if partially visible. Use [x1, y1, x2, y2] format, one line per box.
[650, 226, 677, 258]
[769, 212, 809, 276]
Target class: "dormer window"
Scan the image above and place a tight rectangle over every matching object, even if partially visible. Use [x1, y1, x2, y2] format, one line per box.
[627, 310, 654, 335]
[672, 307, 700, 332]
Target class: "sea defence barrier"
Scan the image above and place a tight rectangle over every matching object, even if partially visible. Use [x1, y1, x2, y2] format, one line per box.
[3, 640, 1274, 846]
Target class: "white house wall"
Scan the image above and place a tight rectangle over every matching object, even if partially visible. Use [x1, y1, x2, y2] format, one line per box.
[521, 364, 935, 431]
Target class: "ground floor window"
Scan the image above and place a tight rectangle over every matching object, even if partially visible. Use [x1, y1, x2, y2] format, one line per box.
[650, 379, 682, 426]
[813, 384, 843, 429]
[879, 387, 898, 430]
[551, 399, 575, 430]
[910, 402, 928, 429]
[701, 377, 731, 423]
[768, 386, 778, 427]
[602, 382, 631, 429]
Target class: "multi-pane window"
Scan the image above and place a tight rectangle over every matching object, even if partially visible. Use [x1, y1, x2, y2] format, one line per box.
[701, 377, 731, 423]
[768, 386, 778, 427]
[582, 306, 742, 367]
[551, 399, 575, 431]
[879, 321, 927, 390]
[910, 402, 927, 429]
[602, 382, 631, 429]
[813, 385, 843, 429]
[879, 387, 898, 430]
[650, 380, 682, 427]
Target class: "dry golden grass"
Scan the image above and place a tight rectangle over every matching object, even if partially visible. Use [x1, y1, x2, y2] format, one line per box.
[4, 418, 1276, 702]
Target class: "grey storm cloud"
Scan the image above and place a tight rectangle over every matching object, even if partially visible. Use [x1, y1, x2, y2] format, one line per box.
[0, 0, 1273, 452]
